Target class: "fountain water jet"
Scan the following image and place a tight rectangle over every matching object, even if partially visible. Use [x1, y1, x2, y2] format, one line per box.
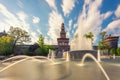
[34, 56, 55, 63]
[48, 49, 51, 59]
[0, 55, 58, 73]
[97, 50, 101, 62]
[50, 50, 55, 62]
[0, 57, 33, 73]
[66, 51, 70, 62]
[0, 55, 30, 63]
[80, 53, 110, 80]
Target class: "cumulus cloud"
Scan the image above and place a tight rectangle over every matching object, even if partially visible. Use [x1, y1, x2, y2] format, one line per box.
[67, 19, 73, 38]
[36, 29, 41, 34]
[47, 11, 64, 45]
[102, 11, 113, 20]
[118, 44, 120, 47]
[45, 0, 57, 10]
[17, 11, 28, 21]
[68, 19, 72, 28]
[115, 5, 120, 18]
[66, 31, 70, 38]
[0, 3, 39, 44]
[0, 3, 19, 29]
[104, 19, 120, 36]
[17, 0, 24, 8]
[73, 23, 77, 29]
[104, 5, 120, 36]
[32, 16, 40, 24]
[16, 11, 30, 32]
[30, 32, 39, 44]
[61, 0, 77, 16]
[44, 36, 53, 45]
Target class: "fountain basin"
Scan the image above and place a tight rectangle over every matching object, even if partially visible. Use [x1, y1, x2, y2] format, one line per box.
[69, 50, 97, 60]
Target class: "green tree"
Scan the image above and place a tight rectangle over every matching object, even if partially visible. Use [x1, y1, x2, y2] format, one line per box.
[38, 35, 44, 48]
[0, 36, 14, 56]
[35, 35, 55, 56]
[100, 31, 107, 40]
[98, 41, 109, 50]
[8, 26, 31, 52]
[45, 45, 55, 50]
[117, 48, 120, 55]
[110, 48, 116, 55]
[84, 32, 94, 44]
[98, 31, 109, 50]
[35, 35, 46, 56]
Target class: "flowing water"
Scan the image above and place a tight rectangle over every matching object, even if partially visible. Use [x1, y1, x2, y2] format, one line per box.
[80, 53, 110, 80]
[0, 55, 120, 80]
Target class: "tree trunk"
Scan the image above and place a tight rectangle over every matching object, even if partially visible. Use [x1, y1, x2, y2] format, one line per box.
[12, 39, 17, 53]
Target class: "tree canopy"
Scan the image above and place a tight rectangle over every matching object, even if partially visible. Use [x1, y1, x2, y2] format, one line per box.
[9, 26, 31, 44]
[0, 36, 14, 55]
[100, 31, 107, 40]
[38, 34, 44, 48]
[35, 34, 55, 56]
[84, 32, 94, 45]
[8, 26, 31, 52]
[98, 31, 109, 50]
[84, 32, 94, 40]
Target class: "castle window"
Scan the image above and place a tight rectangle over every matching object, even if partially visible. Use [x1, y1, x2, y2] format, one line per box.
[62, 42, 64, 45]
[59, 43, 61, 45]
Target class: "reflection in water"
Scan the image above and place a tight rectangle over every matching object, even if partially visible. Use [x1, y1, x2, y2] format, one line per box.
[37, 61, 71, 80]
[0, 60, 40, 80]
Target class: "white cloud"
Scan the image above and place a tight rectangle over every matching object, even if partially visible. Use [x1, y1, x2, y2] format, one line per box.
[68, 19, 72, 28]
[0, 3, 20, 28]
[32, 16, 40, 24]
[118, 44, 120, 47]
[102, 11, 113, 20]
[17, 0, 24, 8]
[16, 11, 30, 32]
[67, 19, 73, 38]
[104, 19, 120, 36]
[30, 32, 39, 44]
[104, 5, 120, 36]
[73, 23, 77, 29]
[37, 29, 41, 34]
[61, 0, 77, 16]
[0, 3, 39, 44]
[44, 37, 53, 45]
[47, 11, 64, 45]
[45, 0, 57, 10]
[17, 11, 28, 21]
[66, 31, 70, 38]
[115, 5, 120, 18]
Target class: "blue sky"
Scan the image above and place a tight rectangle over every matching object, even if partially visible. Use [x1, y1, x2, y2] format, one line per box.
[0, 0, 120, 46]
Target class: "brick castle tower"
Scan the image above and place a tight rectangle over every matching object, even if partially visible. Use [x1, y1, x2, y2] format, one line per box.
[57, 23, 70, 52]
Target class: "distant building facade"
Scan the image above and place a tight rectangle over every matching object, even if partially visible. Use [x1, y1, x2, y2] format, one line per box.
[57, 23, 70, 52]
[0, 30, 7, 37]
[104, 36, 119, 49]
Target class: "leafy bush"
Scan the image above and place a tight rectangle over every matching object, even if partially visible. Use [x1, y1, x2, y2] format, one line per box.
[34, 34, 55, 56]
[110, 48, 116, 55]
[117, 48, 120, 55]
[34, 47, 48, 56]
[0, 36, 14, 56]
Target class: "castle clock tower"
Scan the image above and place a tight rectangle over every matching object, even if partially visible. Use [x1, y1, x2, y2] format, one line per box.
[57, 23, 70, 52]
